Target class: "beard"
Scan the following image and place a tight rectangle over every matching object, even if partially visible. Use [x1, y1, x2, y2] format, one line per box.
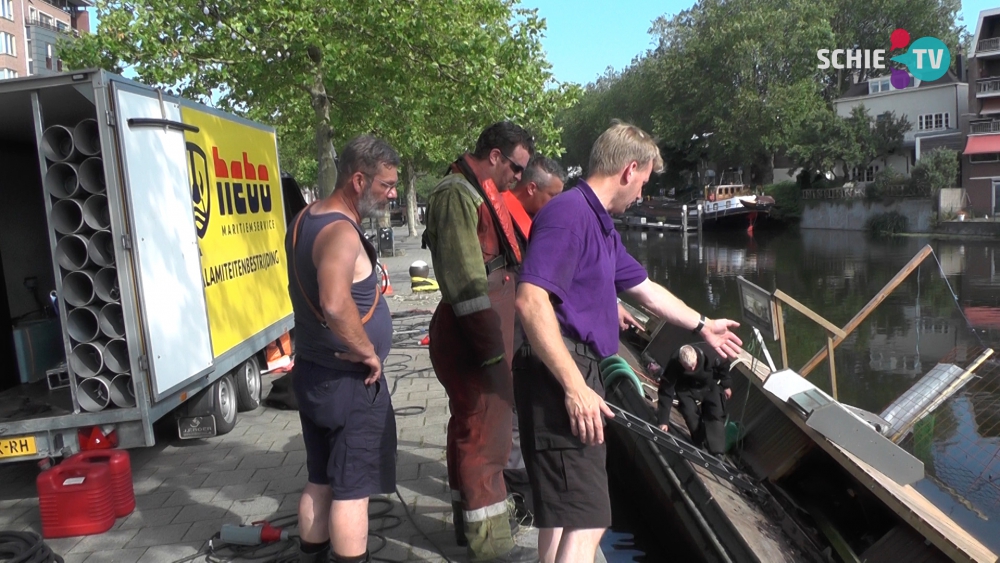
[356, 185, 388, 218]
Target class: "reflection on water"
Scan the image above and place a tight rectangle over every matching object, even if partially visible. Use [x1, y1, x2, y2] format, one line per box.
[620, 226, 1000, 552]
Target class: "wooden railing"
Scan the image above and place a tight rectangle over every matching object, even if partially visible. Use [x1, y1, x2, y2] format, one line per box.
[979, 37, 1000, 53]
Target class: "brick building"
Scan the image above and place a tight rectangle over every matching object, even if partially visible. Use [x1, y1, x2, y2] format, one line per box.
[0, 0, 91, 80]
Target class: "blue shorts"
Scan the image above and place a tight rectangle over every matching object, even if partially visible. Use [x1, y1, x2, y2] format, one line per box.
[292, 358, 397, 500]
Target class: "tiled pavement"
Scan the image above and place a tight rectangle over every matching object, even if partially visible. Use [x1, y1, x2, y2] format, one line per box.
[0, 226, 603, 562]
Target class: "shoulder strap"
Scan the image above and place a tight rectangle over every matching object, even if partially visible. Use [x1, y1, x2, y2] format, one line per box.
[292, 203, 381, 328]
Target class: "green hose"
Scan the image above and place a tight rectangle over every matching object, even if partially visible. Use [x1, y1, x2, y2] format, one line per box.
[599, 357, 644, 396]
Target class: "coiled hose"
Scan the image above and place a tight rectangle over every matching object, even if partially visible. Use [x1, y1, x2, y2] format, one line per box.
[599, 355, 644, 396]
[0, 532, 64, 563]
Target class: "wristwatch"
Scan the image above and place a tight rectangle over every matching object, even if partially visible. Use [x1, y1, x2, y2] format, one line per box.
[692, 314, 706, 335]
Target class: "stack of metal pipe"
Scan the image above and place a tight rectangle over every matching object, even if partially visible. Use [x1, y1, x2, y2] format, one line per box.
[41, 120, 133, 412]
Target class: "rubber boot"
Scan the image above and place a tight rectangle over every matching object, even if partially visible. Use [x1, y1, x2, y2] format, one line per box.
[298, 542, 330, 563]
[331, 550, 371, 563]
[453, 501, 468, 546]
[465, 512, 538, 562]
[457, 500, 521, 547]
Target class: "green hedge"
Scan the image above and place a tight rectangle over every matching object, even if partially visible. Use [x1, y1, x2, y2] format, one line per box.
[866, 211, 909, 237]
[763, 181, 802, 221]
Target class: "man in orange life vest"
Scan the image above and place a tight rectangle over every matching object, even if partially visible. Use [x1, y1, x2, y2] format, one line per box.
[423, 122, 537, 562]
[502, 156, 567, 239]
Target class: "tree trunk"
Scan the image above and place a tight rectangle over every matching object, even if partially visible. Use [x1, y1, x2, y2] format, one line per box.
[405, 161, 419, 238]
[308, 48, 337, 199]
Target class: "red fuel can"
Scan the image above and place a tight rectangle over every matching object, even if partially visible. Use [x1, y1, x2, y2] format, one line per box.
[37, 463, 115, 538]
[64, 449, 135, 517]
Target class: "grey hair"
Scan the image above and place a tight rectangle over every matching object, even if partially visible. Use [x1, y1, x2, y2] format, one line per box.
[678, 345, 698, 369]
[522, 155, 567, 186]
[335, 135, 400, 190]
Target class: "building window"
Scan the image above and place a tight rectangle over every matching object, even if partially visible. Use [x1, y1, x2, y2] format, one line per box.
[869, 79, 892, 94]
[918, 113, 950, 131]
[0, 32, 15, 56]
[39, 13, 52, 27]
[0, 68, 17, 79]
[852, 165, 880, 182]
[970, 153, 1000, 163]
[0, 0, 13, 21]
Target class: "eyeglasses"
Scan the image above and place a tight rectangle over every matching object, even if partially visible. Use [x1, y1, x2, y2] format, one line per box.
[366, 175, 398, 191]
[499, 151, 525, 175]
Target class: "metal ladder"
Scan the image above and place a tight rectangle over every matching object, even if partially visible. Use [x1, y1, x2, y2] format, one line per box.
[605, 402, 759, 494]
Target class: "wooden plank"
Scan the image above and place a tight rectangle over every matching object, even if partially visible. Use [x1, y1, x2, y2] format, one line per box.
[733, 351, 997, 563]
[775, 300, 789, 370]
[827, 334, 839, 400]
[800, 244, 933, 376]
[773, 289, 847, 339]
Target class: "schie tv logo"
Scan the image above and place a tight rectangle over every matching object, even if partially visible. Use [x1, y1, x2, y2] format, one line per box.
[817, 29, 951, 89]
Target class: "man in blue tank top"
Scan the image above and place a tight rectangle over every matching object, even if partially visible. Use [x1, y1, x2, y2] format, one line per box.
[285, 136, 399, 563]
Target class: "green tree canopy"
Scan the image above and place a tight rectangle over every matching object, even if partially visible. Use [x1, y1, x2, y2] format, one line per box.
[553, 0, 959, 188]
[63, 0, 579, 235]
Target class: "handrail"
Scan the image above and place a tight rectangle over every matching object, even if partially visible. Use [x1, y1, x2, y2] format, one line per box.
[978, 37, 1000, 53]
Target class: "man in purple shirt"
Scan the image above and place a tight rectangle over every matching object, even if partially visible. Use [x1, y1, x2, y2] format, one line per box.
[513, 122, 743, 563]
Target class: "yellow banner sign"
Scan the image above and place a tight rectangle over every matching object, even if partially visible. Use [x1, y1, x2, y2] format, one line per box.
[182, 107, 292, 357]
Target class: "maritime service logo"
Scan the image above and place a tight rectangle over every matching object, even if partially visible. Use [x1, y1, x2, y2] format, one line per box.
[817, 28, 951, 89]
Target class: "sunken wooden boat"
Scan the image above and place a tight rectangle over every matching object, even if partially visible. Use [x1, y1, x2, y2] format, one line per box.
[604, 305, 998, 563]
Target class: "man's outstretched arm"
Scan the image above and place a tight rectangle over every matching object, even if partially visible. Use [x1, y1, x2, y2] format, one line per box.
[623, 279, 743, 359]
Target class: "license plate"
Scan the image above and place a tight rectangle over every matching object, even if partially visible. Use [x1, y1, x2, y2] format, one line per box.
[178, 415, 217, 439]
[0, 436, 37, 459]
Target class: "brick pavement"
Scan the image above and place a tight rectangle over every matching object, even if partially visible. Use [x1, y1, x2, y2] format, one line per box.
[0, 226, 604, 563]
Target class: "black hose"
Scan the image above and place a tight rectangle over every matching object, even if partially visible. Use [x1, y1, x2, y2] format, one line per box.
[0, 532, 64, 563]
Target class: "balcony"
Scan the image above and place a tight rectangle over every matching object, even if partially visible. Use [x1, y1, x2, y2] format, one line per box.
[25, 17, 79, 37]
[977, 77, 1000, 97]
[970, 120, 1000, 134]
[978, 37, 1000, 57]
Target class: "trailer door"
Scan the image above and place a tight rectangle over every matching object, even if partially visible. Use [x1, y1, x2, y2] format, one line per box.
[112, 85, 214, 399]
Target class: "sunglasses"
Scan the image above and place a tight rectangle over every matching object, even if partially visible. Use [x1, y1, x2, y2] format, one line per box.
[499, 151, 525, 175]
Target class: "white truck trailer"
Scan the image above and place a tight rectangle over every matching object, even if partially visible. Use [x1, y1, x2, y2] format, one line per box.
[0, 70, 294, 463]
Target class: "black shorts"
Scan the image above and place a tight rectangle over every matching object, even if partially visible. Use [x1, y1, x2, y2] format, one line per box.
[292, 358, 396, 500]
[512, 340, 612, 529]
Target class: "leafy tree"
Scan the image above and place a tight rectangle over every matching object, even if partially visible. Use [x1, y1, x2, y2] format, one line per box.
[63, 0, 578, 238]
[834, 106, 875, 180]
[647, 0, 836, 184]
[825, 0, 962, 98]
[786, 106, 851, 179]
[557, 58, 658, 172]
[871, 110, 912, 168]
[910, 148, 958, 196]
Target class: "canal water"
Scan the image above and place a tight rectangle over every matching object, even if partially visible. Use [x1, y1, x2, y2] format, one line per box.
[603, 225, 1000, 560]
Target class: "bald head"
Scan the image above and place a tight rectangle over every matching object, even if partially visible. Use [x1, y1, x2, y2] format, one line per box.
[511, 155, 567, 217]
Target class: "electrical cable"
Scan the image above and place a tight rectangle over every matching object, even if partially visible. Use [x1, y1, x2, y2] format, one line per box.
[167, 310, 443, 563]
[0, 531, 64, 563]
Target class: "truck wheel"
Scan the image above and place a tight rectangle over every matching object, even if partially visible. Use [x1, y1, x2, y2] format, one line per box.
[213, 373, 238, 435]
[236, 356, 261, 412]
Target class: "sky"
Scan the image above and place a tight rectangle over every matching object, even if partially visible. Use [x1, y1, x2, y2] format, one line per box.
[524, 0, 1000, 86]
